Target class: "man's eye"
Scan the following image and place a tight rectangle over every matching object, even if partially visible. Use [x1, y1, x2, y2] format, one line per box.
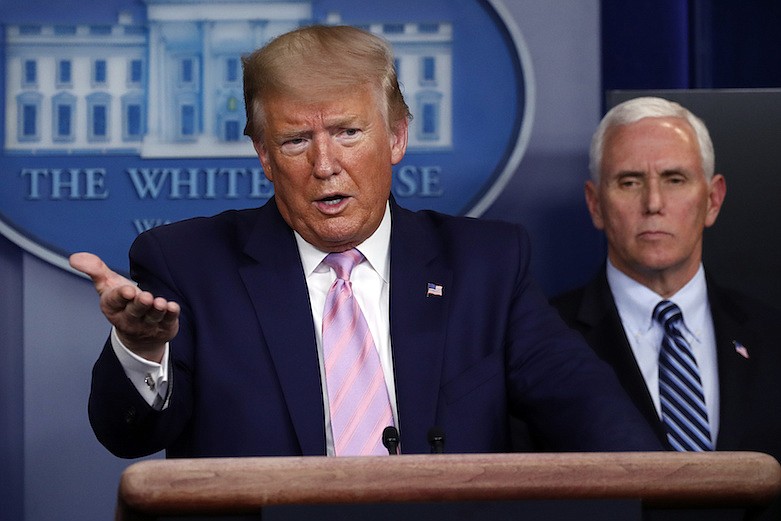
[279, 138, 307, 154]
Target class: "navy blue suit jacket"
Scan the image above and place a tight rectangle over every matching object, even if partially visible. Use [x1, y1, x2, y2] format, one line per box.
[89, 199, 660, 458]
[551, 268, 781, 462]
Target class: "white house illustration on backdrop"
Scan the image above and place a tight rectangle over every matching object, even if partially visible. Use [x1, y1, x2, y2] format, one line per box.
[4, 0, 453, 158]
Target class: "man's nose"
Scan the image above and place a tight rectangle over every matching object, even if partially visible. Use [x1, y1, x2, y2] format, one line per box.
[644, 179, 664, 214]
[311, 136, 340, 178]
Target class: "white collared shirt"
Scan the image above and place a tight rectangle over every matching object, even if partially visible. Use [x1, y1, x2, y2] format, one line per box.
[606, 260, 720, 443]
[295, 202, 397, 455]
[113, 202, 397, 454]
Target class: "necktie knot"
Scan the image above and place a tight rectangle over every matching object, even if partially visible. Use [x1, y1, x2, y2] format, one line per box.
[653, 300, 683, 331]
[324, 249, 364, 281]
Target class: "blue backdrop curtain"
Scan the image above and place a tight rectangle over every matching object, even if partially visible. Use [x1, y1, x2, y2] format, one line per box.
[601, 0, 781, 97]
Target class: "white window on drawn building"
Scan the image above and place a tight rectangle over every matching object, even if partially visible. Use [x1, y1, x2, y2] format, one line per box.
[383, 23, 404, 34]
[177, 94, 198, 141]
[181, 104, 195, 137]
[128, 59, 143, 87]
[90, 25, 112, 36]
[23, 59, 37, 88]
[217, 94, 242, 142]
[57, 59, 72, 88]
[87, 92, 111, 142]
[224, 57, 240, 85]
[420, 56, 437, 86]
[54, 25, 77, 36]
[122, 94, 144, 141]
[224, 119, 240, 141]
[93, 59, 108, 87]
[52, 92, 77, 142]
[17, 92, 42, 142]
[416, 91, 442, 141]
[179, 56, 198, 88]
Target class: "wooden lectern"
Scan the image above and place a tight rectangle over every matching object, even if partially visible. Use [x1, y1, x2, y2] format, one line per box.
[115, 451, 781, 520]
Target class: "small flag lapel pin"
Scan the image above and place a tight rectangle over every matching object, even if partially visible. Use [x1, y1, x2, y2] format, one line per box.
[733, 340, 750, 359]
[426, 282, 443, 297]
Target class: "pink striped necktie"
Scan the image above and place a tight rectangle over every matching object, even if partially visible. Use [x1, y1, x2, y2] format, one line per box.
[322, 249, 394, 456]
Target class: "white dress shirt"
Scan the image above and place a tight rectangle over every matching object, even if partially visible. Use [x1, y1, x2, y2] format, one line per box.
[112, 202, 397, 454]
[606, 260, 720, 443]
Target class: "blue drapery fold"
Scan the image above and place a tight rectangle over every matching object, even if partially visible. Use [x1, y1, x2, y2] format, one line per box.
[601, 0, 781, 94]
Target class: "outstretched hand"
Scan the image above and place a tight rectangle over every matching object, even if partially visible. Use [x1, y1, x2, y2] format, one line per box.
[70, 252, 180, 362]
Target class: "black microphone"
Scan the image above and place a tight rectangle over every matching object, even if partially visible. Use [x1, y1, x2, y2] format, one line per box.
[427, 426, 445, 453]
[382, 426, 400, 455]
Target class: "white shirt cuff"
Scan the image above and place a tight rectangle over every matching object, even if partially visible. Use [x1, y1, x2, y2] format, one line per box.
[110, 327, 171, 410]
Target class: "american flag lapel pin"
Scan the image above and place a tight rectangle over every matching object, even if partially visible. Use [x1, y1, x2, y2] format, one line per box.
[733, 340, 750, 359]
[426, 282, 443, 297]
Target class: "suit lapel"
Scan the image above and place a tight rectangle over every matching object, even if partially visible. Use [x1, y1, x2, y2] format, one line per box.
[388, 203, 452, 453]
[238, 199, 326, 455]
[576, 274, 669, 445]
[707, 281, 752, 450]
[574, 273, 756, 451]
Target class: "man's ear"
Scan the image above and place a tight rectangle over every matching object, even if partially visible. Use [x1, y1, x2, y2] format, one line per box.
[253, 139, 273, 182]
[705, 173, 727, 228]
[389, 118, 409, 165]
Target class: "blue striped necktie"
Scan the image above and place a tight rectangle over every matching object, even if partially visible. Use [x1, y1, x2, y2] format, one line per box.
[654, 300, 714, 451]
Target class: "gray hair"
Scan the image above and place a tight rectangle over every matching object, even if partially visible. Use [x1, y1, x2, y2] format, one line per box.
[588, 96, 715, 182]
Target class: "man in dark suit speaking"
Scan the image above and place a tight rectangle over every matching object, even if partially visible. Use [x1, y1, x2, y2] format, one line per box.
[70, 25, 659, 459]
[552, 97, 781, 463]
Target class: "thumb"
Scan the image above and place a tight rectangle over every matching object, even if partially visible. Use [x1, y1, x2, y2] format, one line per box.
[69, 252, 130, 294]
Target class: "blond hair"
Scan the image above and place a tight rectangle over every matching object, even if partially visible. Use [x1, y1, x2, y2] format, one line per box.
[242, 25, 411, 139]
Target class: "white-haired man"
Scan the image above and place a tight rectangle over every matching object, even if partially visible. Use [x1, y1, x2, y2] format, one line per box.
[553, 96, 781, 470]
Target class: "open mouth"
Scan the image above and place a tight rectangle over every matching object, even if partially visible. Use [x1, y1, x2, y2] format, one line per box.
[315, 194, 350, 213]
[320, 195, 345, 206]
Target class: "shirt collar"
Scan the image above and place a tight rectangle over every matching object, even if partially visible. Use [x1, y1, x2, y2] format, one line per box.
[606, 259, 708, 335]
[667, 265, 709, 338]
[295, 201, 391, 282]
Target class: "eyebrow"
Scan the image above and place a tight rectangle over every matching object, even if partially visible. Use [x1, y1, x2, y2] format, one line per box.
[658, 168, 688, 176]
[275, 115, 363, 139]
[613, 168, 689, 179]
[614, 170, 644, 179]
[323, 114, 362, 129]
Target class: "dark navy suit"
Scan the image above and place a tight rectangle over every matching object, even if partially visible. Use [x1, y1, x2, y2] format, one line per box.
[550, 270, 781, 520]
[89, 198, 661, 458]
[551, 269, 781, 462]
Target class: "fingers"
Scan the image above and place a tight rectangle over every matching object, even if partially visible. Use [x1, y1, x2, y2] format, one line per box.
[104, 287, 179, 327]
[124, 293, 180, 326]
[111, 291, 181, 359]
[100, 282, 142, 317]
